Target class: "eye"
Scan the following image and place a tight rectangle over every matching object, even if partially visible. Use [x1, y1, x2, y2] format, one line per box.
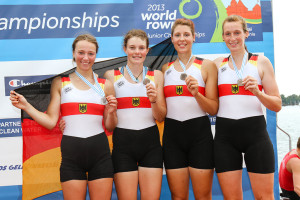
[184, 33, 190, 37]
[78, 51, 84, 55]
[139, 46, 145, 50]
[89, 52, 95, 56]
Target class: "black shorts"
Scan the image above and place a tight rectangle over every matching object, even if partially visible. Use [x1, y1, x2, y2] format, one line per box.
[60, 133, 113, 182]
[112, 125, 163, 173]
[214, 116, 275, 173]
[281, 188, 300, 200]
[163, 116, 214, 170]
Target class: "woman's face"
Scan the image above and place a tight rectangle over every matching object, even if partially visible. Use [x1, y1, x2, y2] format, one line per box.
[171, 24, 195, 54]
[124, 37, 149, 66]
[73, 40, 97, 71]
[222, 21, 249, 53]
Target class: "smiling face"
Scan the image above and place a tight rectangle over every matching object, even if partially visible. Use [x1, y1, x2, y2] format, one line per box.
[124, 36, 149, 66]
[73, 40, 97, 72]
[171, 24, 195, 54]
[222, 21, 249, 53]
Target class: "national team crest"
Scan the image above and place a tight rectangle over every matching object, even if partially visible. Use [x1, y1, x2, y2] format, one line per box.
[79, 104, 87, 113]
[176, 86, 183, 95]
[231, 85, 239, 94]
[132, 97, 140, 107]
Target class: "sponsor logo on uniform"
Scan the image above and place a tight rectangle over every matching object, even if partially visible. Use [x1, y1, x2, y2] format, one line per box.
[79, 104, 87, 113]
[132, 97, 140, 107]
[166, 70, 172, 76]
[221, 67, 227, 73]
[231, 84, 239, 94]
[64, 87, 72, 93]
[176, 86, 183, 95]
[117, 80, 125, 88]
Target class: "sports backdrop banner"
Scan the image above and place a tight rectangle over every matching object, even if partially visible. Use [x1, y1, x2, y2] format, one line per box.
[0, 0, 279, 199]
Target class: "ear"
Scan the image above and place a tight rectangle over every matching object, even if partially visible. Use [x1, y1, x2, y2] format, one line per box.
[123, 46, 127, 54]
[193, 33, 196, 42]
[245, 31, 249, 39]
[72, 51, 76, 61]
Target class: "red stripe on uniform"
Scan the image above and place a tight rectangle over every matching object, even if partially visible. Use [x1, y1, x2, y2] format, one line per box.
[194, 58, 203, 65]
[218, 84, 263, 97]
[61, 102, 105, 116]
[164, 85, 205, 97]
[117, 97, 151, 109]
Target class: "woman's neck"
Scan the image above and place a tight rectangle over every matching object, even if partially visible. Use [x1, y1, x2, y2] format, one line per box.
[126, 62, 144, 74]
[76, 68, 94, 79]
[177, 52, 193, 65]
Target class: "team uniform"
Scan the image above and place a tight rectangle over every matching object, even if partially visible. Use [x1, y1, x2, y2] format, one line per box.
[163, 57, 214, 170]
[214, 53, 275, 173]
[279, 151, 300, 200]
[60, 75, 113, 182]
[112, 67, 163, 173]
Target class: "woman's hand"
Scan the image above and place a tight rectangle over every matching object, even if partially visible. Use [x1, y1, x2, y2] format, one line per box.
[185, 75, 199, 96]
[146, 83, 157, 103]
[105, 95, 118, 114]
[243, 76, 261, 96]
[59, 119, 66, 133]
[10, 90, 29, 110]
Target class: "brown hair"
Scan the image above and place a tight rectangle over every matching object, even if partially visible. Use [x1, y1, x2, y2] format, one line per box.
[72, 34, 99, 54]
[123, 29, 149, 48]
[297, 137, 300, 149]
[171, 18, 195, 37]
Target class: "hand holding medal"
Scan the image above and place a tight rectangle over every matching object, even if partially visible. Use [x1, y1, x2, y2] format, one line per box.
[185, 75, 199, 96]
[146, 83, 157, 103]
[242, 75, 260, 96]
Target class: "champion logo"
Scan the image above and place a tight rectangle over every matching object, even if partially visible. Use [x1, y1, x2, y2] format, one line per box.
[9, 79, 21, 87]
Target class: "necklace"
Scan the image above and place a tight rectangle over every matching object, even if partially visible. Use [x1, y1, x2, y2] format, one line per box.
[133, 70, 143, 80]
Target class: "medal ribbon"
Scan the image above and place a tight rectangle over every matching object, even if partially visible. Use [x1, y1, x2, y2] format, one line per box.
[231, 52, 247, 81]
[178, 55, 193, 73]
[75, 70, 105, 98]
[125, 65, 147, 83]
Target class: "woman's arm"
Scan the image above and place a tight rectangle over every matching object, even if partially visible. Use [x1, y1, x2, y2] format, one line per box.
[147, 70, 167, 122]
[186, 59, 219, 115]
[10, 76, 62, 129]
[103, 76, 118, 132]
[243, 55, 282, 112]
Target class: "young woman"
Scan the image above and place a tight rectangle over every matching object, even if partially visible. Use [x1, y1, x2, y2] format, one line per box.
[214, 15, 281, 199]
[10, 34, 117, 200]
[104, 29, 166, 200]
[161, 18, 218, 200]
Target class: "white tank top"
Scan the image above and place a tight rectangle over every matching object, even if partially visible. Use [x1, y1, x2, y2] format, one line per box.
[60, 76, 105, 138]
[114, 68, 156, 130]
[217, 54, 264, 119]
[164, 57, 206, 121]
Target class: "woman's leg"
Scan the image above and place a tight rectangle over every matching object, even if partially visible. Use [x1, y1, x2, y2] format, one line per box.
[248, 172, 274, 200]
[166, 168, 190, 200]
[61, 180, 87, 200]
[87, 178, 113, 200]
[189, 167, 214, 200]
[114, 171, 139, 200]
[217, 170, 243, 200]
[138, 167, 163, 200]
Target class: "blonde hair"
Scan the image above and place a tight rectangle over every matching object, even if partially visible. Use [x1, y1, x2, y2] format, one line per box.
[171, 18, 195, 37]
[222, 15, 248, 35]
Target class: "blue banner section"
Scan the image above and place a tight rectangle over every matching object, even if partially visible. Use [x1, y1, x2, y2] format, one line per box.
[0, 4, 133, 39]
[4, 75, 54, 96]
[0, 118, 22, 137]
[0, 185, 22, 200]
[0, 0, 133, 5]
[261, 1, 273, 32]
